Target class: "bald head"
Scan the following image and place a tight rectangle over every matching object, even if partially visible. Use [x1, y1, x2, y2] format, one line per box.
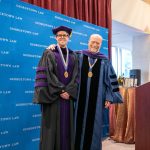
[88, 34, 103, 53]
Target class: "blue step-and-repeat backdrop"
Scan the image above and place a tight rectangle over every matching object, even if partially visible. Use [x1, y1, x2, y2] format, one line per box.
[0, 0, 108, 149]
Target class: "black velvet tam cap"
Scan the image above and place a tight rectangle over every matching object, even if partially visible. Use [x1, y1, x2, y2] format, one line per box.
[52, 26, 72, 36]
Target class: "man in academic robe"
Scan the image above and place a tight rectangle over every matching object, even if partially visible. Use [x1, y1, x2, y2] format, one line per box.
[33, 26, 79, 150]
[74, 34, 122, 150]
[47, 34, 122, 150]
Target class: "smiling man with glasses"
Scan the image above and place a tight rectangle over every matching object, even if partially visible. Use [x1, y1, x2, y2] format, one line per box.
[33, 26, 79, 150]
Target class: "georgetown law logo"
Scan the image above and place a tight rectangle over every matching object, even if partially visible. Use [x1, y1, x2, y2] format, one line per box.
[16, 4, 44, 15]
[0, 11, 22, 20]
[0, 142, 19, 149]
[0, 37, 17, 43]
[10, 27, 39, 36]
[55, 15, 75, 24]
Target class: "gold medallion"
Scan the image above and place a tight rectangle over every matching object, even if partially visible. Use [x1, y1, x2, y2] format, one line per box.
[88, 71, 93, 78]
[64, 71, 69, 78]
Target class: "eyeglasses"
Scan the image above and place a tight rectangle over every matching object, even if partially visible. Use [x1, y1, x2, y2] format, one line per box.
[56, 34, 69, 38]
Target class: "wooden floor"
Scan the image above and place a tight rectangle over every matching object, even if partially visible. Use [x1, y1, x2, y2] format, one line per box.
[102, 138, 135, 150]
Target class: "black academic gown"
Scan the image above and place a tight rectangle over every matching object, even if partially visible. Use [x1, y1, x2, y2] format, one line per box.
[74, 51, 122, 150]
[33, 48, 79, 150]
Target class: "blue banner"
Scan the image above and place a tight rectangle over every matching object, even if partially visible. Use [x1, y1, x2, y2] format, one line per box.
[0, 0, 108, 149]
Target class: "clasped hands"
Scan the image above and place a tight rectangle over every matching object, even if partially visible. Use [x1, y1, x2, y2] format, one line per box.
[60, 91, 70, 100]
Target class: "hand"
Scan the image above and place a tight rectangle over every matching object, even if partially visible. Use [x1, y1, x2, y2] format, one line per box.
[105, 100, 111, 108]
[47, 44, 56, 50]
[60, 92, 70, 100]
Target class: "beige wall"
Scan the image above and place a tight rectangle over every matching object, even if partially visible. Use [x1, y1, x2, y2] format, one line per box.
[112, 0, 150, 33]
[112, 0, 150, 83]
[132, 35, 150, 84]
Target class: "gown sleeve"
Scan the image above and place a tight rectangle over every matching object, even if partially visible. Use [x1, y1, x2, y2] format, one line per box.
[33, 49, 65, 104]
[104, 60, 123, 104]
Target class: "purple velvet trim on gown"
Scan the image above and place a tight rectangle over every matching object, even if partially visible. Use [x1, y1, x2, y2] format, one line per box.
[54, 49, 74, 150]
[34, 82, 48, 87]
[76, 50, 108, 59]
[36, 66, 47, 72]
[36, 74, 47, 79]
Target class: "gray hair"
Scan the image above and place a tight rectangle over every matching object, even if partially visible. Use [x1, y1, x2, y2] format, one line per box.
[89, 34, 103, 41]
